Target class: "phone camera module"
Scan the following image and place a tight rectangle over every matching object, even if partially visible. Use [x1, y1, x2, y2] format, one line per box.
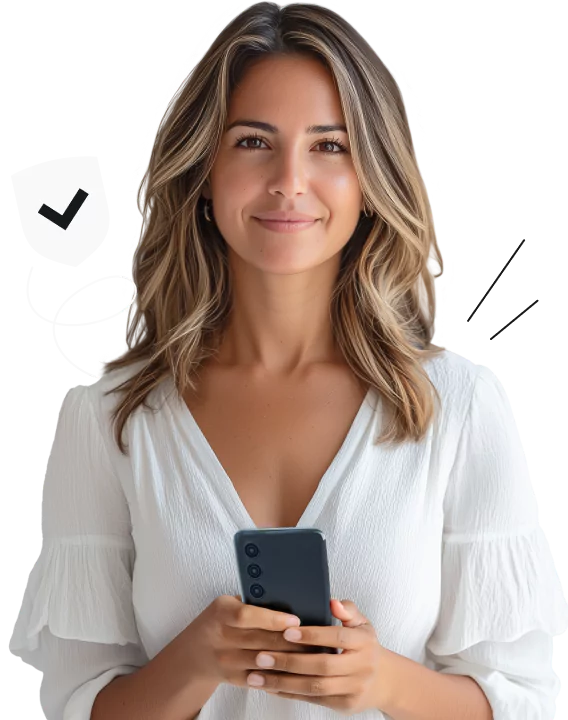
[244, 543, 259, 557]
[250, 583, 265, 598]
[247, 563, 262, 578]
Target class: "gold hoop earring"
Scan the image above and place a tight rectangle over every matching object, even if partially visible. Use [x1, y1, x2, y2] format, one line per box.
[204, 198, 213, 222]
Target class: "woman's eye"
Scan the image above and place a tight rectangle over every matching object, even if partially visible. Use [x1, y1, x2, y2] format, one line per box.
[235, 135, 266, 150]
[234, 134, 347, 153]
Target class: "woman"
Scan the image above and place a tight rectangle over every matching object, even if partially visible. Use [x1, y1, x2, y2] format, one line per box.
[9, 3, 568, 719]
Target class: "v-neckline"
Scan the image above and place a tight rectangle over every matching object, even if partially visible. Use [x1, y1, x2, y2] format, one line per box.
[165, 377, 377, 531]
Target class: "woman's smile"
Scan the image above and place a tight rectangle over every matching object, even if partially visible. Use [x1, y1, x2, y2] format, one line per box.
[253, 218, 319, 233]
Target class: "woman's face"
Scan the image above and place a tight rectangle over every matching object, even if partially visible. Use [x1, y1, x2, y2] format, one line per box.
[204, 54, 364, 275]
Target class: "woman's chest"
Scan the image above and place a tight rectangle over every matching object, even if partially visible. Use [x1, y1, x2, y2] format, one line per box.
[130, 433, 444, 662]
[181, 370, 369, 528]
[127, 377, 446, 658]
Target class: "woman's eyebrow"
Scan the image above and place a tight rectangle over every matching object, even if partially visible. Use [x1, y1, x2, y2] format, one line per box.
[225, 119, 348, 134]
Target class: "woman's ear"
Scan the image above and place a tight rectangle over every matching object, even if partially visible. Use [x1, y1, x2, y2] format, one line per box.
[202, 177, 212, 201]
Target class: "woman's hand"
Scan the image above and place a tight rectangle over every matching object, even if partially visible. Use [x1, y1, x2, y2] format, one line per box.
[247, 598, 390, 716]
[182, 594, 310, 689]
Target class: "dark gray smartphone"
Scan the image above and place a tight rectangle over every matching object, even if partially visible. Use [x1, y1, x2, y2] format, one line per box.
[233, 527, 340, 654]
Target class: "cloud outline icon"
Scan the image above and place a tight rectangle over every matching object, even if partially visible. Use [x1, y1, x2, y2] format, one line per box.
[24, 264, 138, 378]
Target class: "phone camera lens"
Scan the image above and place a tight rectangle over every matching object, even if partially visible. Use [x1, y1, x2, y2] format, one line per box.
[250, 583, 264, 598]
[247, 563, 261, 578]
[244, 543, 259, 558]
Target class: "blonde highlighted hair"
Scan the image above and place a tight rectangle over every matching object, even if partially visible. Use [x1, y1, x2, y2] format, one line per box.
[102, 1, 446, 456]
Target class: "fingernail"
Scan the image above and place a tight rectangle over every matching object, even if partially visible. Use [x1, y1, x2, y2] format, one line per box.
[257, 653, 275, 667]
[284, 628, 302, 641]
[248, 673, 265, 686]
[284, 616, 300, 626]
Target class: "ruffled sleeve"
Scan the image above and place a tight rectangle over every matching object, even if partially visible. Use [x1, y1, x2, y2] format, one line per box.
[8, 385, 149, 720]
[426, 365, 568, 719]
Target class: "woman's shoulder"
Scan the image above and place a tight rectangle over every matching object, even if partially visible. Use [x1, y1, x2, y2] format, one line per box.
[78, 359, 170, 441]
[91, 359, 148, 393]
[420, 347, 485, 425]
[422, 345, 475, 370]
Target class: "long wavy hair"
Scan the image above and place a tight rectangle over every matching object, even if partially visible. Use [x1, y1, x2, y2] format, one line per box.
[102, 1, 446, 457]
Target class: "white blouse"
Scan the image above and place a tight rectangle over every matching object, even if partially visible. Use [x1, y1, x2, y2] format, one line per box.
[9, 349, 568, 719]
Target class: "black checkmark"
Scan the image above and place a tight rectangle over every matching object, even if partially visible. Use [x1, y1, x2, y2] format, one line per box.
[38, 188, 89, 229]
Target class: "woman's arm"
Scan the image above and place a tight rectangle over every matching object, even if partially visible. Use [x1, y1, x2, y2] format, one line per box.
[91, 630, 221, 720]
[378, 648, 493, 720]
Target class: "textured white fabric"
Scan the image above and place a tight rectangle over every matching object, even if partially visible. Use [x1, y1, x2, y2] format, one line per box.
[8, 349, 568, 719]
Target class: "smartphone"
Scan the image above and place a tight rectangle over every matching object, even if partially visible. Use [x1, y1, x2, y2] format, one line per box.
[233, 527, 340, 654]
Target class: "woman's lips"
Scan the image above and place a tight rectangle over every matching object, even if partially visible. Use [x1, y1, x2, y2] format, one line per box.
[253, 218, 319, 233]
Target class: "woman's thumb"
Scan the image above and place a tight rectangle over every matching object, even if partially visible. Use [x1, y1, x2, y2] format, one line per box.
[331, 598, 368, 628]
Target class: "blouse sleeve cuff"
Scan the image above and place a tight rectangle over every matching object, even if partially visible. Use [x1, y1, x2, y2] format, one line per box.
[9, 536, 141, 658]
[426, 524, 568, 658]
[425, 524, 568, 719]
